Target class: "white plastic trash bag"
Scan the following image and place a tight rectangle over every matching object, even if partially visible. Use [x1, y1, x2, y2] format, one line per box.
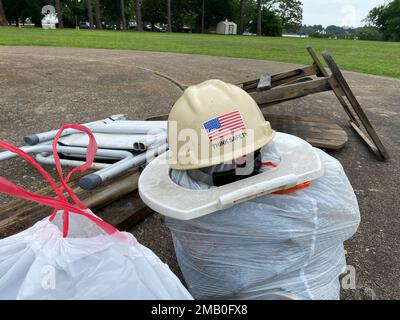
[0, 124, 192, 300]
[0, 211, 192, 300]
[166, 133, 360, 300]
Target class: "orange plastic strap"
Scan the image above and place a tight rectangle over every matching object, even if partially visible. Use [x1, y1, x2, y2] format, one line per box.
[262, 161, 278, 168]
[262, 161, 311, 195]
[272, 181, 311, 195]
[0, 124, 118, 238]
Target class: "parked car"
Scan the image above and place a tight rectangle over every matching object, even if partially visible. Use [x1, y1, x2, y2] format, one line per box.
[104, 23, 117, 30]
[79, 22, 91, 29]
[143, 23, 166, 32]
[128, 20, 137, 29]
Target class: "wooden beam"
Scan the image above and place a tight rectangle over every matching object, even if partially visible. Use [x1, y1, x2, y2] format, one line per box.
[241, 65, 319, 92]
[264, 113, 348, 150]
[349, 121, 382, 160]
[272, 65, 318, 87]
[250, 77, 332, 107]
[322, 51, 389, 160]
[306, 46, 360, 125]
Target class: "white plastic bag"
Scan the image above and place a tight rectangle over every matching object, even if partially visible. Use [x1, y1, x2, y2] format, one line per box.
[0, 212, 192, 300]
[0, 124, 192, 300]
[166, 133, 360, 300]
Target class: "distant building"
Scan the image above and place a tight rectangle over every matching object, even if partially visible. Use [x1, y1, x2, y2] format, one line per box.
[41, 5, 58, 30]
[216, 19, 237, 35]
[282, 34, 309, 38]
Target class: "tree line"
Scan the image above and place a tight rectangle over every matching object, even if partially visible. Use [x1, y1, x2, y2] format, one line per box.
[0, 0, 303, 36]
[364, 0, 400, 41]
[300, 0, 400, 42]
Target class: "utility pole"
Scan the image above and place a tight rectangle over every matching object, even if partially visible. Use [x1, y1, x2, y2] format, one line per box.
[167, 0, 172, 32]
[136, 0, 143, 31]
[95, 0, 102, 29]
[201, 0, 205, 34]
[87, 0, 94, 29]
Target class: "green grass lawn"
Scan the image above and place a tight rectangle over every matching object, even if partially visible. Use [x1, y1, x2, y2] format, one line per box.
[1, 27, 399, 78]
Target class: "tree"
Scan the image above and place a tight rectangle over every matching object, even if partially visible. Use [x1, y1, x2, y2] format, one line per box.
[272, 0, 302, 33]
[325, 25, 346, 36]
[55, 0, 64, 28]
[60, 0, 86, 28]
[95, 0, 102, 29]
[120, 0, 126, 30]
[0, 0, 7, 25]
[234, 0, 255, 34]
[166, 0, 171, 32]
[299, 24, 324, 35]
[256, 0, 261, 36]
[199, 0, 236, 30]
[142, 0, 166, 29]
[87, 0, 94, 29]
[365, 0, 400, 41]
[249, 7, 282, 36]
[2, 0, 38, 27]
[356, 27, 383, 41]
[136, 0, 143, 31]
[238, 0, 244, 34]
[201, 0, 204, 33]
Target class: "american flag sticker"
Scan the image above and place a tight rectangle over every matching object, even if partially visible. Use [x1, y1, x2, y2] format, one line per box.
[203, 110, 246, 141]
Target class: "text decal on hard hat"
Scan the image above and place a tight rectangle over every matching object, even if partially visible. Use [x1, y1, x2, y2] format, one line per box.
[212, 131, 248, 150]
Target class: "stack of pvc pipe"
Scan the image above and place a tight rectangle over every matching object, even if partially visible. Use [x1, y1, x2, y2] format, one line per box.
[0, 115, 168, 190]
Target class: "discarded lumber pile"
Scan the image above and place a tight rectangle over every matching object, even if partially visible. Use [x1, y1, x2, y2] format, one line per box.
[239, 47, 389, 161]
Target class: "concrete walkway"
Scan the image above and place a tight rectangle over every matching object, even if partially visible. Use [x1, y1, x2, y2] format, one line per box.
[0, 46, 399, 299]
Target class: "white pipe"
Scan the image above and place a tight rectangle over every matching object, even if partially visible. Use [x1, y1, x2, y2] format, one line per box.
[0, 145, 133, 162]
[36, 153, 111, 170]
[79, 144, 168, 190]
[87, 125, 165, 135]
[133, 132, 167, 151]
[23, 114, 126, 145]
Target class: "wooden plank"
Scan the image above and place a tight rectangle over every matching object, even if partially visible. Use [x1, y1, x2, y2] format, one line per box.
[267, 116, 347, 133]
[349, 121, 382, 160]
[241, 64, 319, 92]
[322, 51, 389, 160]
[306, 46, 360, 125]
[282, 76, 314, 86]
[306, 46, 329, 77]
[306, 138, 347, 150]
[250, 77, 332, 107]
[272, 65, 318, 87]
[270, 126, 348, 140]
[264, 114, 346, 126]
[0, 170, 150, 238]
[264, 113, 348, 150]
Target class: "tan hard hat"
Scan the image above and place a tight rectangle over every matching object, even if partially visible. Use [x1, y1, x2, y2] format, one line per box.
[168, 79, 275, 170]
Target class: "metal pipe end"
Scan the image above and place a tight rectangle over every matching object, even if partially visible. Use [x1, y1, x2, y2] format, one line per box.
[133, 142, 146, 152]
[23, 135, 40, 145]
[79, 173, 103, 190]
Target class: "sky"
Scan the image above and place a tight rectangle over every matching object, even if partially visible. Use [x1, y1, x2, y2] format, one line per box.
[302, 0, 389, 27]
